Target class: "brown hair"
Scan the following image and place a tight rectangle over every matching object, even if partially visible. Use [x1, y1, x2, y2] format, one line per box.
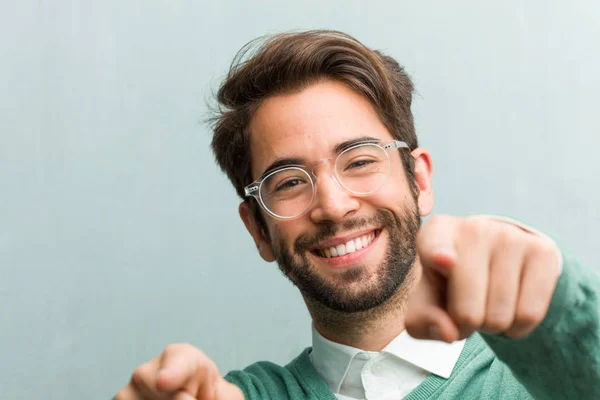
[210, 30, 418, 228]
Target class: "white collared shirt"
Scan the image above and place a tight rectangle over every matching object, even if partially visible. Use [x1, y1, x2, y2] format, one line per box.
[309, 326, 466, 400]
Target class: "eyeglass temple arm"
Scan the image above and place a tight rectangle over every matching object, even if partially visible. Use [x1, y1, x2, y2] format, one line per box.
[244, 185, 259, 197]
[383, 140, 410, 150]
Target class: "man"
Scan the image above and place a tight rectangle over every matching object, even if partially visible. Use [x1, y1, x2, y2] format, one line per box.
[114, 30, 600, 399]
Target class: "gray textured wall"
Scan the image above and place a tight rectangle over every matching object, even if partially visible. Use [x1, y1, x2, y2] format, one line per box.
[1, 1, 598, 399]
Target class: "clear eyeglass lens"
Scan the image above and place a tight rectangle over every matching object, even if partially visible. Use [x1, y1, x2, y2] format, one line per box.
[260, 167, 314, 218]
[336, 144, 390, 194]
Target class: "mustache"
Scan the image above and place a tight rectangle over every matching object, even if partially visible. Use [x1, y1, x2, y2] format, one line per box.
[293, 210, 397, 253]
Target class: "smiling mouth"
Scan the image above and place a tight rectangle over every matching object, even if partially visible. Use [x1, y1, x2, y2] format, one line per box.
[311, 230, 381, 259]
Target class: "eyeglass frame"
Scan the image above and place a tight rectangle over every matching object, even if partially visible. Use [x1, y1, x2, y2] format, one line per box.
[244, 140, 411, 220]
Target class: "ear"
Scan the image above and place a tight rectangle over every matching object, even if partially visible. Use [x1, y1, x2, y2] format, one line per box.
[239, 201, 276, 262]
[410, 148, 434, 217]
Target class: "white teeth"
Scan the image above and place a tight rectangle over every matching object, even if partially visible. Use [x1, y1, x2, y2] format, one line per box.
[319, 232, 377, 258]
[355, 237, 363, 250]
[346, 240, 356, 253]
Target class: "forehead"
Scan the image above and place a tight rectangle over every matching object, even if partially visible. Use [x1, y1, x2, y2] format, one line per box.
[249, 80, 394, 178]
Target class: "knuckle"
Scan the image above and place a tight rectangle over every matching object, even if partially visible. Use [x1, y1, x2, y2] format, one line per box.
[428, 214, 450, 226]
[515, 307, 544, 328]
[452, 309, 484, 330]
[495, 228, 520, 250]
[163, 342, 186, 354]
[463, 217, 489, 238]
[422, 214, 452, 234]
[484, 313, 514, 333]
[202, 355, 218, 374]
[164, 342, 203, 357]
[131, 363, 149, 386]
[530, 238, 556, 260]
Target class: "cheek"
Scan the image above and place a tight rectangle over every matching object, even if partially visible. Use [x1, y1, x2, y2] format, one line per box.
[367, 172, 410, 208]
[271, 218, 317, 254]
[270, 221, 300, 249]
[362, 193, 400, 214]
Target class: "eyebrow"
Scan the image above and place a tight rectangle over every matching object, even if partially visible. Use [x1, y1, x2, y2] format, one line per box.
[333, 136, 380, 154]
[261, 157, 305, 178]
[259, 135, 382, 179]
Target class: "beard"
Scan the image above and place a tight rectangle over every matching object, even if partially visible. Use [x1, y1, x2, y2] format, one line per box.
[272, 200, 421, 313]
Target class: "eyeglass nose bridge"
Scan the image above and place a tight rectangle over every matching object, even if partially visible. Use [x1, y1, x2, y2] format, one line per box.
[309, 157, 345, 191]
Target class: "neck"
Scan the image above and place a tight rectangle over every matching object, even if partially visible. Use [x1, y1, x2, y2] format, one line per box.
[304, 263, 421, 352]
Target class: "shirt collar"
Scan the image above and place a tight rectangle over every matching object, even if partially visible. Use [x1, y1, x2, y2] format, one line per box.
[310, 324, 466, 392]
[310, 325, 370, 391]
[381, 330, 466, 378]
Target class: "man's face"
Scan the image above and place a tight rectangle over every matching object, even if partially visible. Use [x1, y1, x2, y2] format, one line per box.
[241, 80, 433, 313]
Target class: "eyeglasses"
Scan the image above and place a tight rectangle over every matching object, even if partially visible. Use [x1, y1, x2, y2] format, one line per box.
[244, 140, 410, 220]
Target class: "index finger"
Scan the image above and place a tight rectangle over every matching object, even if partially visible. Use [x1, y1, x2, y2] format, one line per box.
[405, 267, 460, 342]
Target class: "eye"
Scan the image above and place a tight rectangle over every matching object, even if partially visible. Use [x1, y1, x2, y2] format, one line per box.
[346, 159, 375, 170]
[275, 178, 305, 192]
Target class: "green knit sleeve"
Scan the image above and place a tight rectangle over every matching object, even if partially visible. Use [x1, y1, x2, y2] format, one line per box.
[223, 349, 336, 400]
[481, 244, 600, 399]
[224, 360, 312, 400]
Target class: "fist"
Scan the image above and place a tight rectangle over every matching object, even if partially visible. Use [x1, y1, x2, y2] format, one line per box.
[405, 215, 561, 343]
[114, 343, 243, 400]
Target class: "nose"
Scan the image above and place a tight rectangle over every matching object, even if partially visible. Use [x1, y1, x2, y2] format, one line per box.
[309, 168, 360, 224]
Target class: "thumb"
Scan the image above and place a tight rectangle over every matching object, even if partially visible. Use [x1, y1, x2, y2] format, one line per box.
[405, 267, 459, 343]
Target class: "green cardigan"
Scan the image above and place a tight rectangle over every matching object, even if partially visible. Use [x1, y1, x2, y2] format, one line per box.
[225, 246, 600, 399]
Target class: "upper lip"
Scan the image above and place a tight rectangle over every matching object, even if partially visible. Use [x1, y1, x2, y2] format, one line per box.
[309, 228, 379, 251]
